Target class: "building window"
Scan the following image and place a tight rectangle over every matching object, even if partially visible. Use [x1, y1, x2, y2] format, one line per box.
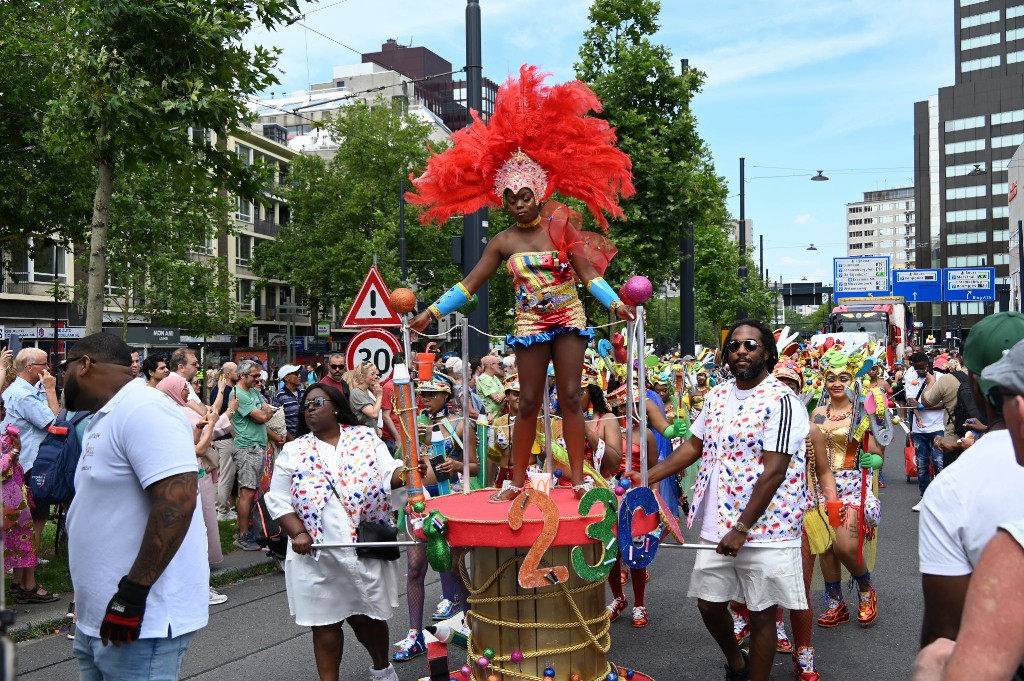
[993, 133, 1024, 148]
[235, 235, 253, 267]
[946, 184, 988, 200]
[994, 206, 1010, 218]
[961, 32, 1001, 50]
[947, 162, 989, 177]
[947, 208, 988, 222]
[993, 182, 1010, 195]
[8, 239, 68, 285]
[236, 197, 252, 223]
[996, 229, 1011, 240]
[864, 218, 874, 224]
[1008, 28, 1024, 42]
[994, 158, 1012, 172]
[945, 138, 987, 155]
[960, 9, 1000, 28]
[961, 55, 1002, 72]
[944, 115, 986, 132]
[1009, 50, 1024, 64]
[1010, 4, 1024, 19]
[236, 278, 254, 311]
[959, 0, 987, 5]
[996, 253, 1010, 265]
[188, 236, 215, 256]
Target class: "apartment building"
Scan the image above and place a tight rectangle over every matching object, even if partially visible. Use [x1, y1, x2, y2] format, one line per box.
[846, 186, 916, 270]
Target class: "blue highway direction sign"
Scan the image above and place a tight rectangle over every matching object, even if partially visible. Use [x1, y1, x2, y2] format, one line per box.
[944, 267, 995, 302]
[834, 256, 891, 299]
[892, 269, 943, 303]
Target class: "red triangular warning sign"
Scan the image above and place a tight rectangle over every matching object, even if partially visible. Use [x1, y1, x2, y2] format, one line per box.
[343, 266, 403, 328]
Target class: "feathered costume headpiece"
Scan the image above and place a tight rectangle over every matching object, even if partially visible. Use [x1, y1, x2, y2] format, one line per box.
[405, 65, 635, 231]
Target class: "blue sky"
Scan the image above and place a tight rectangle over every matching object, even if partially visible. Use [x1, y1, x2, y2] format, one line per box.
[246, 0, 953, 286]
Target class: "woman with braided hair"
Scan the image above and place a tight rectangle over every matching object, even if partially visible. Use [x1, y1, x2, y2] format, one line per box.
[407, 65, 637, 502]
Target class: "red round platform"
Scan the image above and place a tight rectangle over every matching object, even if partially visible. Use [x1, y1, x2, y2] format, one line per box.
[425, 488, 660, 548]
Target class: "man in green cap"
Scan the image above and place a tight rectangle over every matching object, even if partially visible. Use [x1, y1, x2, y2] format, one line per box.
[918, 311, 1024, 648]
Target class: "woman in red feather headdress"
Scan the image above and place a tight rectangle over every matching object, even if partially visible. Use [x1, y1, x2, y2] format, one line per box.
[407, 65, 636, 502]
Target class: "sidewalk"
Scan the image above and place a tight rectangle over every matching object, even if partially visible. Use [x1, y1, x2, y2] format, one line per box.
[7, 548, 277, 635]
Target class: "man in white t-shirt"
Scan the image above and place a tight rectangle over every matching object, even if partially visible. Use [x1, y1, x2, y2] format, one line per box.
[906, 352, 946, 505]
[64, 333, 208, 678]
[629, 319, 811, 681]
[918, 312, 1024, 648]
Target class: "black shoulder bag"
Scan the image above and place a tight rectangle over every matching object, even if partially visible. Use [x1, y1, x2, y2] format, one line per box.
[323, 470, 400, 561]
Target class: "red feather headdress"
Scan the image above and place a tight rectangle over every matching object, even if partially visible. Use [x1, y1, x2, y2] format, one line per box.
[405, 65, 635, 231]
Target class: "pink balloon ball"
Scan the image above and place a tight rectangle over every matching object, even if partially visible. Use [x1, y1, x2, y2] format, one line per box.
[478, 657, 490, 668]
[623, 276, 653, 304]
[511, 650, 524, 663]
[614, 485, 625, 496]
[618, 284, 638, 307]
[461, 666, 471, 677]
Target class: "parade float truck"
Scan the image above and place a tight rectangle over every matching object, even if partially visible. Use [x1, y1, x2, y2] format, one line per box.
[826, 297, 907, 371]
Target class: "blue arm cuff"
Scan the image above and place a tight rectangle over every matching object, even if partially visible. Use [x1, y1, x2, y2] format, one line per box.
[587, 277, 621, 310]
[433, 283, 472, 317]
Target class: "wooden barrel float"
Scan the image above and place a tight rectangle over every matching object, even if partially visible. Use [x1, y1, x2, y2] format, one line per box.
[426, 488, 658, 681]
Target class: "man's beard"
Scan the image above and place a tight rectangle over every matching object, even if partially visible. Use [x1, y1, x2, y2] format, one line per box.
[729, 355, 767, 382]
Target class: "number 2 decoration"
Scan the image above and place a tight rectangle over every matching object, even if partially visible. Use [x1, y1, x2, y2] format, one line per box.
[570, 487, 619, 583]
[617, 486, 661, 569]
[507, 489, 569, 589]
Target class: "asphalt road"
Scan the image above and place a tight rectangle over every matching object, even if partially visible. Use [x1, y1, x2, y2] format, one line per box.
[16, 433, 924, 680]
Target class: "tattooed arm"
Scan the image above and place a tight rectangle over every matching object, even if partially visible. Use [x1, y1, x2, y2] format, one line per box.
[127, 472, 198, 587]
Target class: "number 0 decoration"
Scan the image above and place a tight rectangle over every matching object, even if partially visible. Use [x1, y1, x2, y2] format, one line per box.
[507, 489, 569, 589]
[617, 486, 661, 569]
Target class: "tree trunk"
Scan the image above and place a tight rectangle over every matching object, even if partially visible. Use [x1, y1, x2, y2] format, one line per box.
[85, 147, 115, 335]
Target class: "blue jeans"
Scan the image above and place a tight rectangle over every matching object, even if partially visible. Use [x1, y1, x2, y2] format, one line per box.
[73, 629, 195, 681]
[912, 431, 945, 495]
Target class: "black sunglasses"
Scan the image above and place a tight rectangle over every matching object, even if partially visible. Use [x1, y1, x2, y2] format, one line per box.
[301, 396, 332, 411]
[328, 364, 344, 370]
[726, 339, 762, 353]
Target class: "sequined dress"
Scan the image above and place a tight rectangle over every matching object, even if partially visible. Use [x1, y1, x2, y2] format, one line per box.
[822, 423, 880, 528]
[506, 251, 594, 347]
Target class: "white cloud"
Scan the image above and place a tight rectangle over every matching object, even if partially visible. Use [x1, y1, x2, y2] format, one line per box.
[794, 214, 813, 225]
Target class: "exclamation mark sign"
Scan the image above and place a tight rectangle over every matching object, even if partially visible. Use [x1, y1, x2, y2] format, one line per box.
[369, 290, 377, 316]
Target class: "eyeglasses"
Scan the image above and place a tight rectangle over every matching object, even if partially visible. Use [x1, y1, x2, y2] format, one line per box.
[328, 364, 344, 371]
[301, 396, 332, 411]
[57, 356, 85, 376]
[726, 339, 762, 353]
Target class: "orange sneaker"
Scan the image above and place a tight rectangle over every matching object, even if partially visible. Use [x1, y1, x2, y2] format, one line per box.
[607, 596, 628, 623]
[857, 587, 878, 626]
[631, 605, 649, 628]
[792, 646, 821, 681]
[816, 597, 849, 628]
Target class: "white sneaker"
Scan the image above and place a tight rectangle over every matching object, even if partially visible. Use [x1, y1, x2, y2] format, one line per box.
[369, 664, 399, 680]
[912, 501, 922, 512]
[209, 587, 228, 605]
[217, 510, 237, 521]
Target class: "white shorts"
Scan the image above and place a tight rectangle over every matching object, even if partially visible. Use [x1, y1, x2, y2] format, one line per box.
[687, 541, 808, 611]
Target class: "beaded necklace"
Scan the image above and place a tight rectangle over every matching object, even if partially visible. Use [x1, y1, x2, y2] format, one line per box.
[825, 404, 852, 422]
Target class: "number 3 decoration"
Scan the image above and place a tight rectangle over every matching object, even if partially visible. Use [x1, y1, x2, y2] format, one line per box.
[507, 489, 569, 589]
[571, 487, 619, 583]
[617, 486, 661, 569]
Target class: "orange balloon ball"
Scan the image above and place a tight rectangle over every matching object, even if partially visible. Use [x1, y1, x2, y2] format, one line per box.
[390, 287, 417, 314]
[488, 675, 500, 681]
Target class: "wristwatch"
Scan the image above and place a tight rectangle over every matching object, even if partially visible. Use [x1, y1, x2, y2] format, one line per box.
[732, 520, 750, 534]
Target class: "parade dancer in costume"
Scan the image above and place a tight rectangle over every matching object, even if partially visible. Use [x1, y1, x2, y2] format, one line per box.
[407, 65, 636, 502]
[813, 350, 884, 629]
[393, 378, 478, 662]
[604, 383, 658, 628]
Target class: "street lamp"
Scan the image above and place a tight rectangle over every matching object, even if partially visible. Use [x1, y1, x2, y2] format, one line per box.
[737, 160, 828, 319]
[806, 244, 818, 251]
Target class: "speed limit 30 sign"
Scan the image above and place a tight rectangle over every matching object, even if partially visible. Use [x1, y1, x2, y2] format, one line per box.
[346, 328, 402, 383]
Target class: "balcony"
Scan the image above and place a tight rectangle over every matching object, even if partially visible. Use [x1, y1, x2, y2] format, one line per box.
[254, 218, 280, 237]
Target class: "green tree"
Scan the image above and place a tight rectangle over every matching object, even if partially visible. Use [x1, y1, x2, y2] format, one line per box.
[93, 153, 253, 338]
[254, 102, 461, 323]
[0, 2, 92, 251]
[575, 0, 772, 345]
[44, 0, 299, 334]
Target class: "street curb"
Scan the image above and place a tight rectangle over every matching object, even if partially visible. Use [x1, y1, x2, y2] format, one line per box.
[10, 549, 277, 637]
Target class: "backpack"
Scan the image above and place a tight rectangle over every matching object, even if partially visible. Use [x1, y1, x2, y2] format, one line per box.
[948, 370, 982, 437]
[29, 409, 90, 505]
